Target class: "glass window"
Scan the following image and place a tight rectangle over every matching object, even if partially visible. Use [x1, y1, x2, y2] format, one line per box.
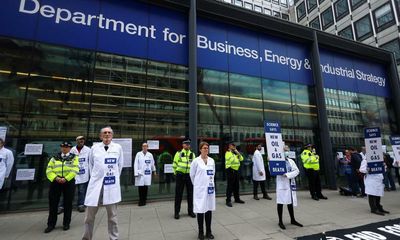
[294, 0, 301, 4]
[354, 14, 373, 41]
[350, 0, 366, 10]
[244, 2, 253, 9]
[307, 0, 318, 12]
[373, 3, 395, 32]
[334, 0, 349, 21]
[282, 13, 290, 20]
[321, 7, 334, 30]
[264, 8, 272, 15]
[273, 0, 279, 4]
[381, 38, 400, 62]
[296, 2, 307, 22]
[309, 16, 321, 30]
[281, 0, 288, 7]
[396, 0, 400, 18]
[273, 11, 281, 17]
[254, 5, 262, 12]
[234, 0, 243, 7]
[338, 25, 354, 40]
[223, 0, 233, 3]
[319, 0, 325, 3]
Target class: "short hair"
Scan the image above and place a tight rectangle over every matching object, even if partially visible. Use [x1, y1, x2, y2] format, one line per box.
[199, 141, 209, 150]
[100, 126, 113, 134]
[142, 142, 148, 146]
[0, 138, 4, 144]
[348, 147, 355, 151]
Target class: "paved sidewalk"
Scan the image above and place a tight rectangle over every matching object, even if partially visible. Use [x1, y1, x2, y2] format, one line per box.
[1, 190, 400, 240]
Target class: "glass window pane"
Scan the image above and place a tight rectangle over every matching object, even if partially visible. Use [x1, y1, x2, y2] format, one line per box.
[374, 3, 395, 31]
[321, 7, 334, 29]
[355, 14, 372, 41]
[350, 0, 366, 10]
[309, 16, 321, 30]
[338, 25, 354, 40]
[296, 2, 306, 22]
[334, 0, 349, 20]
[381, 39, 400, 62]
[307, 0, 318, 12]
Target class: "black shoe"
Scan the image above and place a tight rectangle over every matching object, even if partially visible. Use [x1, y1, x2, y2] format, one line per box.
[380, 209, 390, 214]
[189, 212, 196, 218]
[44, 226, 54, 233]
[198, 232, 205, 240]
[278, 222, 286, 230]
[138, 202, 146, 207]
[206, 232, 215, 239]
[318, 195, 328, 200]
[234, 199, 245, 204]
[77, 206, 86, 212]
[226, 202, 233, 207]
[291, 220, 303, 227]
[371, 210, 384, 216]
[174, 213, 180, 219]
[57, 207, 64, 215]
[312, 196, 319, 201]
[63, 225, 70, 231]
[253, 195, 260, 200]
[263, 194, 272, 200]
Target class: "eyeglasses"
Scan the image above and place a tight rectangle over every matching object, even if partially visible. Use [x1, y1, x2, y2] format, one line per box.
[102, 131, 112, 134]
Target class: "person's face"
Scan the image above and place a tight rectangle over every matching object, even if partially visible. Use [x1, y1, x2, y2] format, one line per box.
[77, 138, 85, 146]
[100, 128, 113, 143]
[61, 146, 70, 154]
[182, 143, 190, 150]
[345, 150, 350, 157]
[229, 144, 235, 150]
[256, 145, 262, 151]
[142, 143, 148, 152]
[362, 147, 366, 154]
[200, 145, 209, 155]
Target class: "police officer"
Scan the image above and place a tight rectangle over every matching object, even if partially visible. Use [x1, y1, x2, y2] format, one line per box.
[173, 138, 196, 219]
[44, 142, 79, 233]
[225, 141, 245, 207]
[301, 144, 327, 201]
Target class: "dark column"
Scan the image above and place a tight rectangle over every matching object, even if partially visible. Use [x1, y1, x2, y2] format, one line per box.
[311, 31, 336, 189]
[388, 53, 400, 133]
[189, 0, 198, 151]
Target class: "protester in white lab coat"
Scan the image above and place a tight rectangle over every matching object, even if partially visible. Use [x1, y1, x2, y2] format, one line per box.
[276, 145, 303, 230]
[134, 142, 156, 206]
[252, 144, 272, 200]
[190, 142, 215, 240]
[360, 157, 389, 216]
[82, 126, 124, 240]
[0, 138, 14, 190]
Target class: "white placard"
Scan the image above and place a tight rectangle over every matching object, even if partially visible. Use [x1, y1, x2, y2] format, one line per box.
[164, 164, 174, 173]
[390, 136, 400, 163]
[264, 121, 286, 175]
[260, 147, 265, 155]
[113, 138, 132, 168]
[382, 145, 387, 153]
[24, 144, 43, 155]
[147, 140, 159, 150]
[16, 169, 35, 181]
[209, 145, 219, 154]
[288, 151, 296, 159]
[0, 126, 7, 141]
[364, 127, 384, 174]
[336, 152, 344, 159]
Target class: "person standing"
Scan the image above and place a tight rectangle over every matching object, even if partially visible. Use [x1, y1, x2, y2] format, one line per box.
[225, 141, 245, 207]
[276, 145, 303, 230]
[0, 138, 14, 190]
[173, 138, 196, 219]
[134, 142, 156, 206]
[301, 144, 327, 201]
[349, 147, 365, 197]
[82, 126, 124, 240]
[44, 142, 79, 233]
[252, 144, 271, 200]
[158, 150, 173, 194]
[360, 157, 389, 215]
[339, 150, 354, 194]
[190, 142, 215, 240]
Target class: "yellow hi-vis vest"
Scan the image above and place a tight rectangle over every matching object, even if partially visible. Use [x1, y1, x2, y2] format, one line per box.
[225, 151, 243, 171]
[173, 149, 195, 174]
[301, 149, 320, 170]
[46, 153, 79, 182]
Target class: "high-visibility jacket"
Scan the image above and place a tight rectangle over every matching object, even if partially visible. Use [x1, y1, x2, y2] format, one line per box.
[301, 149, 320, 170]
[173, 149, 195, 174]
[46, 153, 79, 182]
[225, 151, 243, 171]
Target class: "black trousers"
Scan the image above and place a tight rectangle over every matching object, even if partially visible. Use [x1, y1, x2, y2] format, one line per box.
[174, 173, 193, 214]
[253, 180, 266, 196]
[368, 195, 384, 212]
[305, 169, 322, 197]
[226, 168, 240, 202]
[47, 179, 75, 227]
[197, 211, 212, 234]
[138, 186, 148, 205]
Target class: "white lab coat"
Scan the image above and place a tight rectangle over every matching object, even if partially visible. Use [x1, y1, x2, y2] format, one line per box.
[0, 147, 14, 189]
[190, 156, 216, 213]
[85, 142, 124, 206]
[70, 145, 91, 184]
[276, 158, 299, 206]
[134, 151, 156, 186]
[252, 149, 266, 181]
[360, 159, 384, 197]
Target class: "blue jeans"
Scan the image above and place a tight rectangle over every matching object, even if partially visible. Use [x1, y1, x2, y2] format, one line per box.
[77, 182, 88, 207]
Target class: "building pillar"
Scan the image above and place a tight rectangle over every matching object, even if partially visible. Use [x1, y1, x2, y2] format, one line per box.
[189, 0, 198, 151]
[388, 53, 400, 133]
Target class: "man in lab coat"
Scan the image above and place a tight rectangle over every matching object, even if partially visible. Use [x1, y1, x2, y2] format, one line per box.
[134, 142, 156, 206]
[0, 138, 14, 190]
[82, 126, 124, 240]
[252, 144, 272, 200]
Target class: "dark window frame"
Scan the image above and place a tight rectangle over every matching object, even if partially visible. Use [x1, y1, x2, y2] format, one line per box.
[354, 14, 373, 41]
[350, 0, 366, 11]
[282, 13, 290, 20]
[372, 2, 396, 33]
[319, 0, 325, 3]
[321, 7, 334, 30]
[380, 38, 400, 62]
[309, 16, 321, 30]
[307, 0, 318, 13]
[273, 11, 281, 17]
[334, 0, 350, 22]
[296, 1, 307, 22]
[338, 25, 354, 40]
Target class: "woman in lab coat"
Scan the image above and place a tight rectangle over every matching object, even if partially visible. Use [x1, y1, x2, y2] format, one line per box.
[134, 142, 156, 206]
[360, 158, 389, 215]
[276, 145, 303, 230]
[190, 142, 215, 240]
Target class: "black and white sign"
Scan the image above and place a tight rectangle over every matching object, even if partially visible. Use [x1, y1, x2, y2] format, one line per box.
[390, 136, 400, 163]
[264, 121, 286, 176]
[364, 127, 384, 174]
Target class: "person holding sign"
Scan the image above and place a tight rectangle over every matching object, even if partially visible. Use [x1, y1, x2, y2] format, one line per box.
[173, 138, 196, 219]
[0, 138, 14, 190]
[301, 144, 327, 201]
[44, 141, 79, 233]
[190, 142, 215, 240]
[225, 141, 245, 207]
[276, 145, 303, 230]
[252, 144, 272, 200]
[134, 142, 156, 206]
[82, 126, 124, 240]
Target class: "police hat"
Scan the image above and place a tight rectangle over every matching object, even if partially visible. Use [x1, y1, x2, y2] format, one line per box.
[305, 143, 313, 148]
[182, 138, 191, 145]
[60, 141, 73, 148]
